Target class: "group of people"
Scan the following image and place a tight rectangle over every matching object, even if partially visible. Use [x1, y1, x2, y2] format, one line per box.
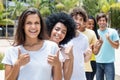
[2, 6, 119, 80]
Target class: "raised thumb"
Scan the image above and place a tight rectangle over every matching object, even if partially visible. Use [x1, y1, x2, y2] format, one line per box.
[56, 50, 60, 58]
[18, 48, 21, 59]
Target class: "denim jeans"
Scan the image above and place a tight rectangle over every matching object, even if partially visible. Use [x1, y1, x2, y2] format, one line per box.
[96, 63, 115, 80]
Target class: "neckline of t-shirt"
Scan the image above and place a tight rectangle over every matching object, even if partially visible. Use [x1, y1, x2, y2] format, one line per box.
[20, 40, 45, 53]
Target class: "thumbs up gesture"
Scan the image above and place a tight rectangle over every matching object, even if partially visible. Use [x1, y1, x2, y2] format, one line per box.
[64, 45, 73, 59]
[106, 32, 110, 40]
[47, 50, 61, 67]
[17, 48, 30, 66]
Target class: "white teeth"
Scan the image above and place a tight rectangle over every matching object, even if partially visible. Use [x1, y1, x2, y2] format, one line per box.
[55, 34, 60, 39]
[55, 34, 58, 37]
[29, 30, 37, 33]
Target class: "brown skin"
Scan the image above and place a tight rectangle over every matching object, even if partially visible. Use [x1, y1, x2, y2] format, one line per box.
[63, 46, 74, 80]
[49, 22, 73, 80]
[86, 18, 103, 55]
[92, 38, 103, 55]
[86, 19, 94, 30]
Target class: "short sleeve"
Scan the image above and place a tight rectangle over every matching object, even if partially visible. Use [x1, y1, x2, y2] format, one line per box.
[83, 37, 89, 54]
[50, 42, 59, 55]
[112, 29, 119, 41]
[2, 46, 18, 65]
[2, 47, 13, 65]
[91, 31, 98, 44]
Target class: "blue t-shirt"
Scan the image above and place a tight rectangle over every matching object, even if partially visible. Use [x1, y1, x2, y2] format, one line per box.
[96, 28, 119, 63]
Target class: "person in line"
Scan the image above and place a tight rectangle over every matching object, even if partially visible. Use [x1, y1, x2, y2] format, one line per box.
[2, 7, 62, 80]
[70, 7, 102, 80]
[86, 15, 103, 80]
[61, 7, 92, 80]
[46, 12, 76, 80]
[86, 15, 99, 39]
[95, 12, 119, 80]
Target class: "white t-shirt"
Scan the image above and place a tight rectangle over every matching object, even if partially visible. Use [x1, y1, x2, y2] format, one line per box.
[2, 40, 59, 80]
[66, 32, 89, 80]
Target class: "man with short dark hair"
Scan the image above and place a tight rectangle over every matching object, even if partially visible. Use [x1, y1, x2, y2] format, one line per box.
[96, 12, 119, 80]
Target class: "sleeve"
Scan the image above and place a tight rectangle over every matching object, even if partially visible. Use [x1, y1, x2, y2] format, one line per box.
[51, 42, 59, 55]
[59, 41, 74, 62]
[51, 43, 65, 63]
[59, 51, 66, 62]
[91, 31, 98, 44]
[112, 29, 119, 41]
[83, 37, 89, 55]
[2, 47, 13, 65]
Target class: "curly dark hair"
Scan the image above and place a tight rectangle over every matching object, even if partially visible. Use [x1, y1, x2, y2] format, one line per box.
[46, 12, 76, 45]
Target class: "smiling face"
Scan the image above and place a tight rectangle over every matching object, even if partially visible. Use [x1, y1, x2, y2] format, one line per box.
[24, 14, 40, 40]
[72, 14, 86, 32]
[86, 19, 94, 30]
[50, 22, 67, 44]
[97, 17, 107, 31]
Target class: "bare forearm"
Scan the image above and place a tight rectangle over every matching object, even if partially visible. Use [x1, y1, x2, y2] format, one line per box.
[53, 63, 62, 80]
[63, 59, 73, 80]
[107, 39, 119, 49]
[6, 61, 20, 80]
[92, 39, 103, 55]
[84, 53, 92, 62]
[93, 43, 102, 55]
[93, 47, 101, 55]
[84, 48, 92, 62]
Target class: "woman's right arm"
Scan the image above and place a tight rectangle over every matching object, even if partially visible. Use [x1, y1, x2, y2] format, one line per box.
[5, 60, 20, 80]
[5, 49, 30, 80]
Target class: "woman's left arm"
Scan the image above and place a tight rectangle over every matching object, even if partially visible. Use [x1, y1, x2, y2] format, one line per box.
[48, 51, 62, 80]
[63, 58, 73, 80]
[52, 62, 62, 80]
[63, 46, 73, 80]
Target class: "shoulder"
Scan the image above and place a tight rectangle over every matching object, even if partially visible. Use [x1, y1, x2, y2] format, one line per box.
[44, 40, 58, 46]
[107, 28, 119, 35]
[6, 45, 20, 53]
[108, 28, 117, 32]
[72, 32, 89, 44]
[44, 40, 59, 55]
[79, 32, 88, 41]
[3, 45, 20, 59]
[108, 28, 119, 39]
[3, 45, 22, 57]
[86, 28, 96, 35]
[2, 45, 21, 65]
[86, 28, 93, 32]
[97, 29, 100, 32]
